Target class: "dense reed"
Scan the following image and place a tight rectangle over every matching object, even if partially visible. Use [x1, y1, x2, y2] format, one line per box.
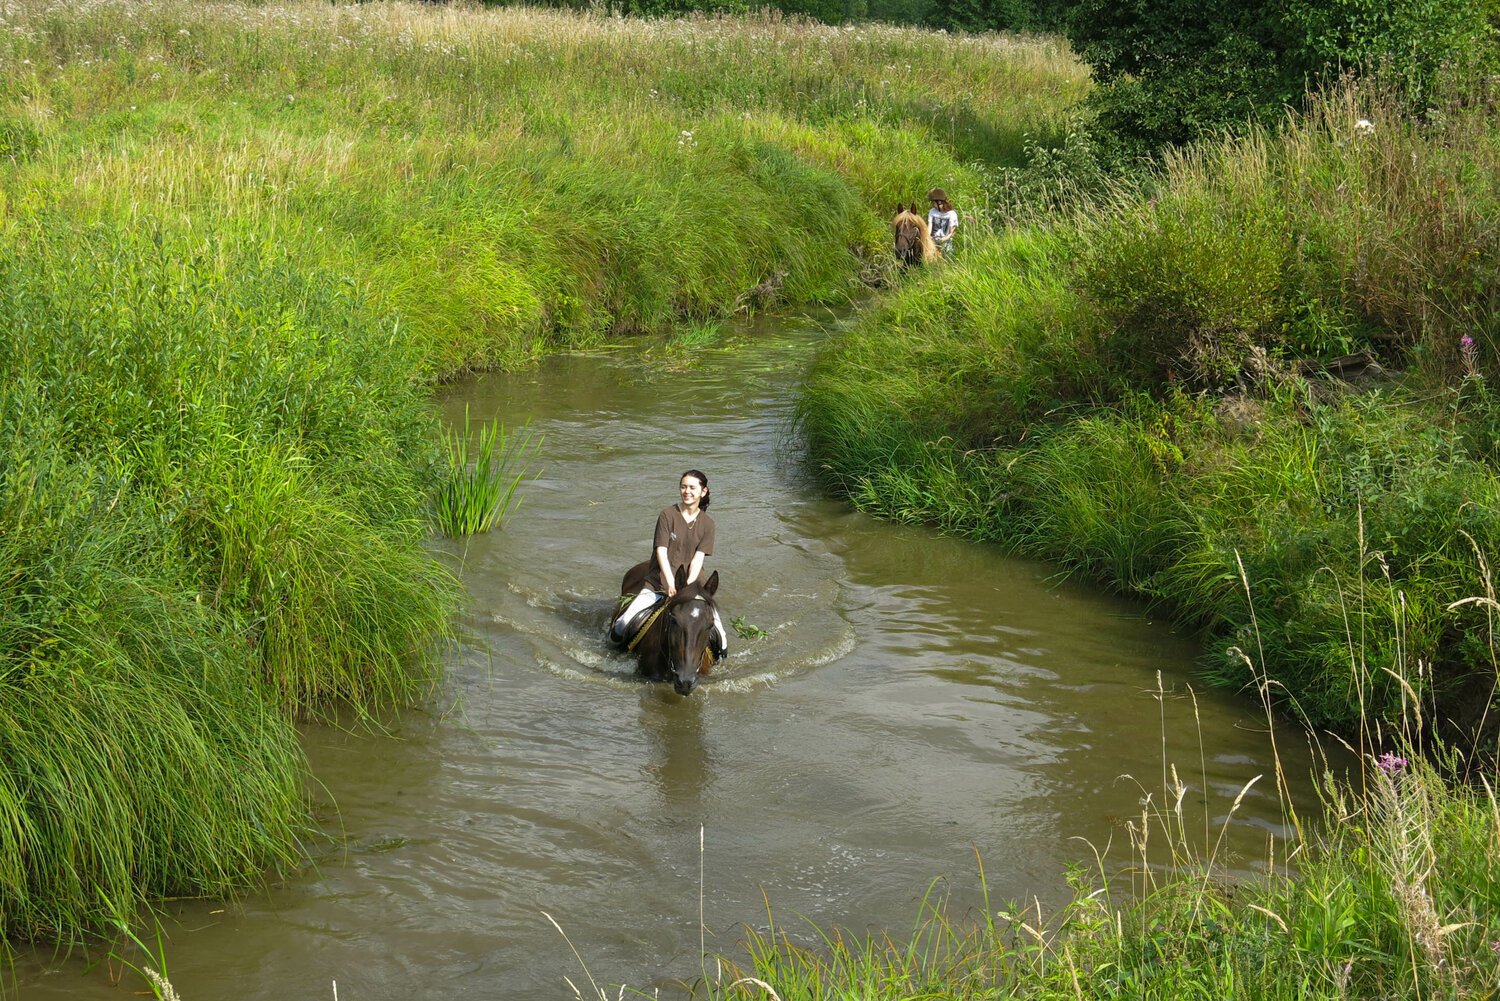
[800, 82, 1500, 734]
[433, 408, 539, 536]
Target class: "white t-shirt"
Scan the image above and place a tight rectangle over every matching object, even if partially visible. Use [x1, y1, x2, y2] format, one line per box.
[929, 208, 958, 243]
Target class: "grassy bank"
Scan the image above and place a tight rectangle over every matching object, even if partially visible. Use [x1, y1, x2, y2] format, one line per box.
[801, 84, 1500, 740]
[0, 0, 1084, 946]
[0, 0, 1084, 376]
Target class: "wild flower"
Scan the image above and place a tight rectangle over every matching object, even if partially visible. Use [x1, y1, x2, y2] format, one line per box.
[1355, 118, 1375, 137]
[1375, 751, 1407, 775]
[1461, 333, 1478, 377]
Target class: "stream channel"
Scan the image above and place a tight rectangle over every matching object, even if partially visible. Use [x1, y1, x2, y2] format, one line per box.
[20, 309, 1330, 1000]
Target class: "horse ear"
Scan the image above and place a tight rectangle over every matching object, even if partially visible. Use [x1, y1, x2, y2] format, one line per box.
[703, 571, 719, 596]
[674, 565, 688, 590]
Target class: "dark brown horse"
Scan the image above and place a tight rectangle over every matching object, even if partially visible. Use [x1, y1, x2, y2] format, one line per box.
[893, 203, 938, 268]
[613, 561, 721, 696]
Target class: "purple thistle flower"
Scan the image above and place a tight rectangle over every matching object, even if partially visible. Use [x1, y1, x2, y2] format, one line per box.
[1376, 752, 1408, 776]
[1460, 334, 1479, 378]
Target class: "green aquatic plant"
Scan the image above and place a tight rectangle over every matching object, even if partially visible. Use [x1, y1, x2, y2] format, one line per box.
[433, 408, 541, 537]
[730, 615, 769, 640]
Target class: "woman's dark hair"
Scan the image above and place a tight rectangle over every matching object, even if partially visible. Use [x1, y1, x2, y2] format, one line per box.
[682, 469, 710, 510]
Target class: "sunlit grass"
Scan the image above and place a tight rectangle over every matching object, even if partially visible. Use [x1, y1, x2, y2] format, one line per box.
[799, 81, 1500, 732]
[0, 0, 1086, 377]
[433, 407, 540, 537]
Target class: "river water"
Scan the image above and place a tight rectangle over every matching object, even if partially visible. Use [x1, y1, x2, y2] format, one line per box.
[18, 310, 1329, 1000]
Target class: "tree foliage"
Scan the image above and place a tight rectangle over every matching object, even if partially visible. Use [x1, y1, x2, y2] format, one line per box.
[478, 0, 1066, 32]
[1067, 0, 1499, 155]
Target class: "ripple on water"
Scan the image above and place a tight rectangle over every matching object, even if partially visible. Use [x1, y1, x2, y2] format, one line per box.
[481, 573, 859, 693]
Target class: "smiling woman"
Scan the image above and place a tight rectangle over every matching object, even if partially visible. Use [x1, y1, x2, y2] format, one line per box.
[610, 469, 728, 665]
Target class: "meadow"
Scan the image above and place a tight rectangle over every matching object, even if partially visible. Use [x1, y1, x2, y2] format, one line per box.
[0, 0, 1085, 948]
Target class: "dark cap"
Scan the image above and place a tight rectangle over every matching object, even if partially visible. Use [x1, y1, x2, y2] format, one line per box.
[927, 187, 949, 202]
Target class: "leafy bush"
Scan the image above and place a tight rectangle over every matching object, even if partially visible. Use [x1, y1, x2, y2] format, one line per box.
[1066, 0, 1498, 155]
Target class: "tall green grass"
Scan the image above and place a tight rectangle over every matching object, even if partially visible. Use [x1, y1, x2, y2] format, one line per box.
[800, 82, 1500, 734]
[0, 0, 1087, 948]
[0, 417, 307, 940]
[0, 0, 1086, 379]
[433, 408, 540, 536]
[0, 225, 459, 940]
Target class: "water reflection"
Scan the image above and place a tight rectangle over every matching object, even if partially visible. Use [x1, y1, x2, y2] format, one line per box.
[640, 689, 713, 811]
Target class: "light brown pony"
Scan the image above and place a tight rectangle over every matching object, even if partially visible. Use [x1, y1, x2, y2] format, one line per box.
[893, 204, 938, 268]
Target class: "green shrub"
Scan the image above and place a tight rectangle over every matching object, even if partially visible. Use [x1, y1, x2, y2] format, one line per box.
[1066, 0, 1498, 155]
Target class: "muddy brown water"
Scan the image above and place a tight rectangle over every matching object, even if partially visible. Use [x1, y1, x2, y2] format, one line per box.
[17, 310, 1331, 1000]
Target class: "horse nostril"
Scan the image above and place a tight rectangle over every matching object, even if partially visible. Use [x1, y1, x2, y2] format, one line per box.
[674, 678, 696, 696]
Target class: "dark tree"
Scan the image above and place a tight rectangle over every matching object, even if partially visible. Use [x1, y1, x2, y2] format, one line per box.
[1065, 0, 1498, 156]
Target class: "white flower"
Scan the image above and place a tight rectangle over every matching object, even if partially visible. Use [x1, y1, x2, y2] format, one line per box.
[1355, 118, 1375, 137]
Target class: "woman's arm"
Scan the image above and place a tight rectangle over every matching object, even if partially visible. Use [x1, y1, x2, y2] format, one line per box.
[656, 545, 676, 596]
[686, 549, 706, 585]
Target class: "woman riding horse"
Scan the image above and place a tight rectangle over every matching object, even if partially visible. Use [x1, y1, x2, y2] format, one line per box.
[610, 470, 728, 662]
[617, 563, 722, 696]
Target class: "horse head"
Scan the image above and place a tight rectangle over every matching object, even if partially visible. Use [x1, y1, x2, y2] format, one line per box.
[893, 204, 924, 267]
[660, 567, 719, 696]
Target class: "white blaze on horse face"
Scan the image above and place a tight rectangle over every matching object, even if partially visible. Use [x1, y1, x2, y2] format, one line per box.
[690, 606, 701, 619]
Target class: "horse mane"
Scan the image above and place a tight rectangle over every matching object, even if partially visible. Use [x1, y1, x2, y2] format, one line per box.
[892, 204, 939, 265]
